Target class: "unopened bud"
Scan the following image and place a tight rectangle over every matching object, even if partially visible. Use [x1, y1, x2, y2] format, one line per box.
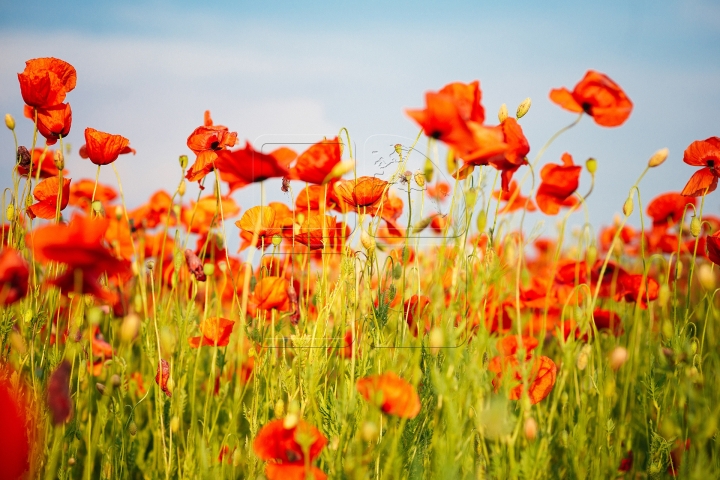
[272, 234, 282, 246]
[446, 148, 458, 174]
[5, 113, 15, 130]
[586, 158, 597, 175]
[476, 210, 487, 233]
[429, 327, 444, 356]
[690, 216, 701, 237]
[232, 449, 242, 467]
[361, 421, 379, 442]
[622, 197, 633, 217]
[586, 244, 598, 265]
[414, 171, 426, 187]
[498, 103, 508, 123]
[68, 457, 76, 466]
[114, 205, 123, 221]
[648, 148, 668, 168]
[110, 374, 121, 387]
[146, 260, 155, 271]
[423, 158, 434, 183]
[516, 98, 531, 119]
[179, 155, 188, 170]
[128, 421, 137, 436]
[274, 399, 285, 418]
[577, 344, 592, 371]
[524, 417, 538, 441]
[283, 412, 299, 429]
[6, 204, 15, 222]
[361, 230, 375, 251]
[53, 150, 64, 170]
[203, 263, 215, 277]
[609, 346, 629, 371]
[698, 263, 716, 291]
[120, 313, 141, 342]
[178, 180, 186, 196]
[170, 416, 180, 433]
[658, 283, 670, 308]
[95, 383, 106, 395]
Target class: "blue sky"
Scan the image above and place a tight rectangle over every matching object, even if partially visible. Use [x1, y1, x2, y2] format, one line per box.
[1, 0, 719, 242]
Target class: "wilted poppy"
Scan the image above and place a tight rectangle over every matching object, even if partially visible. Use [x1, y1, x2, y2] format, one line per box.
[216, 142, 293, 192]
[0, 248, 29, 305]
[288, 138, 342, 185]
[27, 176, 71, 219]
[155, 359, 171, 397]
[185, 116, 239, 182]
[356, 371, 421, 418]
[47, 360, 73, 425]
[188, 317, 235, 348]
[17, 148, 67, 178]
[680, 137, 720, 197]
[18, 57, 76, 109]
[82, 128, 134, 166]
[536, 153, 581, 215]
[36, 103, 72, 145]
[253, 418, 327, 463]
[550, 70, 633, 127]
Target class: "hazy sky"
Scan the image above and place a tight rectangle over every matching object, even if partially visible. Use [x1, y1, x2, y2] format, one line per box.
[1, 0, 719, 243]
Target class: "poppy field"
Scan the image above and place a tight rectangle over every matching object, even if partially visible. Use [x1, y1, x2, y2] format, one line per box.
[2, 57, 720, 479]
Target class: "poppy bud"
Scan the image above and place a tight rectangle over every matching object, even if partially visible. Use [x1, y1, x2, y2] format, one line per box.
[272, 234, 282, 246]
[6, 204, 14, 221]
[414, 170, 426, 187]
[274, 399, 285, 418]
[16, 146, 31, 168]
[647, 148, 668, 168]
[87, 307, 102, 326]
[658, 283, 670, 308]
[524, 417, 538, 441]
[53, 150, 64, 170]
[476, 210, 487, 233]
[5, 113, 15, 130]
[128, 421, 137, 436]
[361, 421, 379, 442]
[586, 244, 597, 266]
[446, 148, 458, 174]
[429, 327, 444, 356]
[95, 383, 106, 395]
[203, 263, 215, 277]
[361, 230, 375, 251]
[576, 344, 592, 371]
[114, 205, 123, 221]
[185, 249, 206, 282]
[516, 97, 531, 119]
[609, 346, 629, 371]
[283, 412, 299, 429]
[394, 144, 403, 156]
[698, 263, 716, 291]
[690, 216, 701, 237]
[622, 197, 633, 217]
[498, 103, 508, 123]
[178, 180, 186, 196]
[423, 158, 434, 183]
[179, 155, 188, 170]
[585, 158, 597, 175]
[68, 458, 76, 466]
[170, 416, 180, 433]
[110, 374, 121, 388]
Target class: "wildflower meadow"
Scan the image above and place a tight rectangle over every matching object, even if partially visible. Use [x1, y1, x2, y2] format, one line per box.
[2, 57, 720, 480]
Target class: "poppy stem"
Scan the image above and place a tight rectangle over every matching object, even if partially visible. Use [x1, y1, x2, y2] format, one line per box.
[90, 164, 101, 212]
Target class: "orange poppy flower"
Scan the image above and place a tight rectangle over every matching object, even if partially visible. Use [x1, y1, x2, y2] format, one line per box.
[17, 148, 67, 178]
[333, 176, 389, 213]
[188, 317, 235, 348]
[265, 463, 327, 480]
[81, 128, 134, 166]
[253, 276, 290, 311]
[496, 335, 539, 358]
[488, 355, 557, 404]
[550, 70, 633, 127]
[680, 137, 720, 197]
[17, 57, 76, 109]
[236, 206, 282, 249]
[598, 220, 637, 252]
[404, 294, 432, 336]
[182, 195, 240, 235]
[293, 212, 341, 250]
[536, 153, 581, 215]
[185, 117, 239, 182]
[295, 185, 335, 212]
[253, 419, 327, 463]
[128, 190, 175, 230]
[646, 192, 695, 230]
[216, 142, 292, 192]
[155, 359, 172, 397]
[69, 179, 117, 211]
[492, 181, 536, 213]
[27, 176, 71, 219]
[36, 103, 72, 145]
[0, 248, 29, 305]
[105, 216, 134, 261]
[356, 372, 421, 418]
[288, 138, 342, 185]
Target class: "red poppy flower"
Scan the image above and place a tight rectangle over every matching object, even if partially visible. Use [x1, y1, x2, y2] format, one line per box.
[69, 179, 117, 211]
[265, 463, 327, 480]
[82, 128, 134, 166]
[550, 70, 633, 127]
[404, 294, 432, 336]
[288, 138, 342, 185]
[0, 371, 31, 478]
[496, 335, 539, 358]
[706, 231, 720, 266]
[492, 181, 536, 213]
[536, 153, 581, 215]
[47, 360, 73, 425]
[680, 137, 720, 197]
[128, 190, 175, 230]
[27, 176, 71, 219]
[253, 419, 327, 463]
[155, 359, 171, 397]
[188, 317, 235, 348]
[216, 142, 293, 192]
[333, 176, 389, 213]
[0, 248, 29, 305]
[36, 103, 72, 145]
[592, 309, 623, 336]
[17, 148, 67, 178]
[646, 192, 695, 229]
[18, 57, 77, 109]
[185, 121, 238, 182]
[293, 212, 344, 250]
[618, 274, 659, 309]
[488, 355, 557, 404]
[356, 372, 421, 418]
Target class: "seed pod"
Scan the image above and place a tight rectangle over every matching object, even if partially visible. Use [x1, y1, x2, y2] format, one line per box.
[5, 113, 15, 130]
[585, 158, 597, 175]
[498, 103, 508, 123]
[516, 97, 532, 119]
[648, 148, 668, 168]
[690, 216, 701, 237]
